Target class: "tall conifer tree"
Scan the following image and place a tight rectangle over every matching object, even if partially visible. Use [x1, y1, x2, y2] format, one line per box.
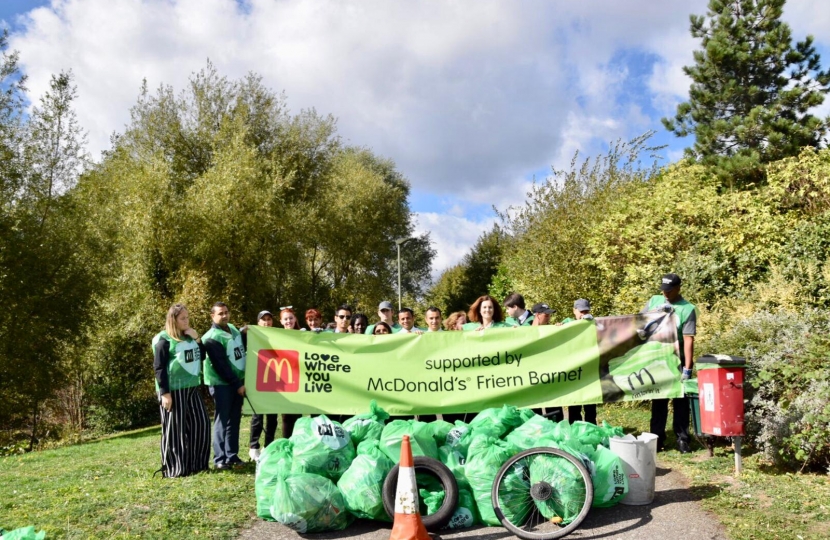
[663, 0, 830, 185]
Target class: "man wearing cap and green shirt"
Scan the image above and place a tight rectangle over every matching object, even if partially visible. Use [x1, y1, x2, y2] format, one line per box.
[560, 299, 597, 424]
[202, 302, 247, 469]
[504, 292, 534, 327]
[646, 273, 697, 453]
[366, 300, 403, 335]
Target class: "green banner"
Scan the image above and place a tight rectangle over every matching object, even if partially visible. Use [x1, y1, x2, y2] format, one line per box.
[244, 310, 682, 415]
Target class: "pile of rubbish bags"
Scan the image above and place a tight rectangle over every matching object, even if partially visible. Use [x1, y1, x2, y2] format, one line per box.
[0, 526, 46, 540]
[255, 401, 629, 533]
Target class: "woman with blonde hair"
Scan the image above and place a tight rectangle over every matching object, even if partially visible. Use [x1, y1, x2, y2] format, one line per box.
[152, 303, 210, 477]
[443, 311, 467, 331]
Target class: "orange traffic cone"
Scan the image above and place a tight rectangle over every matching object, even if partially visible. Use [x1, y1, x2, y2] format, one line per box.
[389, 435, 430, 540]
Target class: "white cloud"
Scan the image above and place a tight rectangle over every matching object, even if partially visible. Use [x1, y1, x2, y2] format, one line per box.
[414, 212, 497, 281]
[8, 0, 830, 276]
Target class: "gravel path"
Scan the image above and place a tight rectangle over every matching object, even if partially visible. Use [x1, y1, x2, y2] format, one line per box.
[238, 461, 728, 540]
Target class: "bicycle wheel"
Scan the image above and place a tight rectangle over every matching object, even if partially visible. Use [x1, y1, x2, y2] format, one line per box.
[491, 447, 593, 540]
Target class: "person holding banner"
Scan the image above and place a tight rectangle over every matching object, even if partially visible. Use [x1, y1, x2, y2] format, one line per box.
[202, 302, 247, 469]
[444, 311, 467, 331]
[366, 300, 402, 335]
[526, 302, 562, 421]
[152, 303, 210, 477]
[562, 299, 598, 425]
[504, 292, 534, 326]
[349, 313, 369, 334]
[327, 304, 352, 333]
[646, 273, 697, 454]
[425, 307, 443, 332]
[277, 307, 303, 437]
[464, 295, 511, 330]
[248, 310, 278, 461]
[372, 321, 392, 334]
[304, 308, 324, 332]
[398, 307, 424, 334]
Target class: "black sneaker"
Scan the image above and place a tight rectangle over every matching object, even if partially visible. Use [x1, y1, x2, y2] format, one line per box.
[215, 462, 231, 470]
[677, 440, 691, 454]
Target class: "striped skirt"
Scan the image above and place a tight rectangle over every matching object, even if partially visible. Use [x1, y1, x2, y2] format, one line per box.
[159, 386, 210, 478]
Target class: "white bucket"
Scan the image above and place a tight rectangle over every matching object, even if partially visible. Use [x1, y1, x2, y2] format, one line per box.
[609, 433, 658, 505]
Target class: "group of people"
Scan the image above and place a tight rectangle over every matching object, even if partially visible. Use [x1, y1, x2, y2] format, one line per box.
[151, 272, 696, 477]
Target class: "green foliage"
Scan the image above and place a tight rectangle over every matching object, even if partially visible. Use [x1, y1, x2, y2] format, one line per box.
[663, 0, 830, 186]
[0, 64, 100, 447]
[70, 63, 432, 429]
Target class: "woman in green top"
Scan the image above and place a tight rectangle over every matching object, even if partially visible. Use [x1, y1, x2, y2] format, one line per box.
[152, 303, 210, 477]
[464, 294, 511, 331]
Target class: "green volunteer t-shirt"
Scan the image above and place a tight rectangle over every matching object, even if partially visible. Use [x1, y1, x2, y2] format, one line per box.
[152, 331, 202, 391]
[202, 323, 245, 386]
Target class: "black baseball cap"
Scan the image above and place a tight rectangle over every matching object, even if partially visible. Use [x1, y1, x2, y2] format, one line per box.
[531, 303, 554, 315]
[659, 273, 682, 291]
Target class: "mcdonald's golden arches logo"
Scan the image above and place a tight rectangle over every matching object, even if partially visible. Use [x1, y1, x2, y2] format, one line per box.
[256, 349, 300, 392]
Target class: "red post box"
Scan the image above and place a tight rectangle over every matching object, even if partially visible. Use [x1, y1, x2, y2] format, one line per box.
[697, 354, 746, 437]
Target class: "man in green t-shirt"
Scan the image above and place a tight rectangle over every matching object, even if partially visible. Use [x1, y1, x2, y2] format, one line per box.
[645, 273, 697, 454]
[202, 302, 247, 469]
[366, 301, 403, 335]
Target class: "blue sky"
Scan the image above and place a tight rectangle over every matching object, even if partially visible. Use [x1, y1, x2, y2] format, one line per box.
[3, 0, 829, 278]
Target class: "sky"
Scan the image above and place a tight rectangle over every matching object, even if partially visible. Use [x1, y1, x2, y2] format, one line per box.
[2, 0, 830, 280]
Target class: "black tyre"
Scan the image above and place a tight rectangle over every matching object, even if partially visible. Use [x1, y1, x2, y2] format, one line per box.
[382, 455, 459, 531]
[491, 447, 593, 540]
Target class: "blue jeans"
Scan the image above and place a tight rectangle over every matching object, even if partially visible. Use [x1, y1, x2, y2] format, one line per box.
[209, 385, 243, 465]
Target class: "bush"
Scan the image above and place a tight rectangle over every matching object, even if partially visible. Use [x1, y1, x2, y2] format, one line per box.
[701, 309, 830, 471]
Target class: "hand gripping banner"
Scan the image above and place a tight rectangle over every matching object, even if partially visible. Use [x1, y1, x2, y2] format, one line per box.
[244, 309, 682, 416]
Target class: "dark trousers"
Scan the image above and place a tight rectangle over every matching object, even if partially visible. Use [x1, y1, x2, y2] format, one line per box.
[158, 386, 210, 477]
[650, 397, 690, 448]
[568, 404, 597, 424]
[249, 414, 278, 449]
[280, 414, 301, 439]
[209, 385, 243, 465]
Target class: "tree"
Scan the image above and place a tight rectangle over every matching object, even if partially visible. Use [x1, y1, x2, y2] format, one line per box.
[0, 68, 98, 447]
[663, 0, 830, 186]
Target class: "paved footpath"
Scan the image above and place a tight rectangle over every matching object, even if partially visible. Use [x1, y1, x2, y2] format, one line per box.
[239, 461, 728, 540]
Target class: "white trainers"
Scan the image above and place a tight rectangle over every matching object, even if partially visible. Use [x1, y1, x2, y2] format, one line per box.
[249, 448, 261, 461]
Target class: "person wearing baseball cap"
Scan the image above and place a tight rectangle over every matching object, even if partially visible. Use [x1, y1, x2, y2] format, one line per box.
[530, 302, 554, 326]
[645, 273, 697, 454]
[366, 300, 402, 335]
[525, 301, 562, 421]
[248, 310, 278, 461]
[559, 299, 597, 424]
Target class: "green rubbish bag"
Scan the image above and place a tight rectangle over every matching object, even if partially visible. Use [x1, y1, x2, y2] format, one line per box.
[420, 488, 445, 516]
[438, 444, 468, 489]
[271, 472, 353, 533]
[469, 405, 524, 438]
[444, 487, 480, 529]
[290, 415, 355, 481]
[336, 440, 394, 521]
[0, 526, 46, 540]
[528, 452, 587, 525]
[505, 414, 557, 450]
[255, 439, 293, 520]
[444, 421, 473, 457]
[465, 436, 519, 526]
[430, 419, 454, 446]
[342, 400, 390, 445]
[589, 445, 628, 508]
[379, 419, 438, 462]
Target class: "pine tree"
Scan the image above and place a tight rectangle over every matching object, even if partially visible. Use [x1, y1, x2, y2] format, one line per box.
[663, 0, 830, 186]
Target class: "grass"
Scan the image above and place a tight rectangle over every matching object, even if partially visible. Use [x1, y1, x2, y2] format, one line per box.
[598, 403, 830, 540]
[0, 421, 258, 539]
[2, 406, 829, 539]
